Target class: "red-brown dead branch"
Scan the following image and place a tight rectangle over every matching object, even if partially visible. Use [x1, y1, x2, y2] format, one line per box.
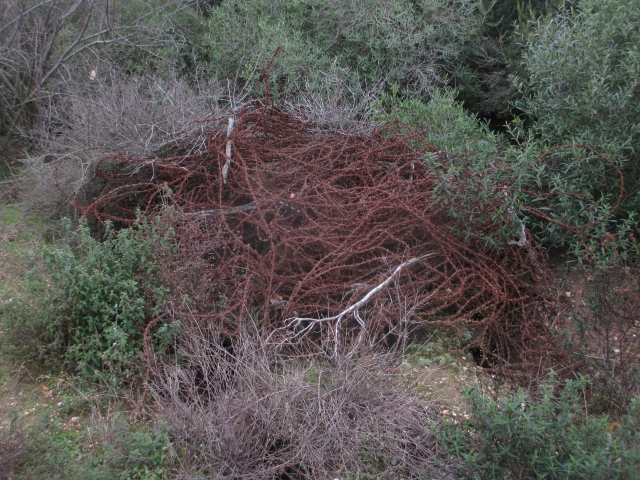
[65, 103, 567, 379]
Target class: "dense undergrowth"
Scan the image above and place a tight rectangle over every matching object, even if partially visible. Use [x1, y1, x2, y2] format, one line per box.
[3, 411, 169, 480]
[1, 218, 175, 386]
[1, 0, 640, 478]
[442, 374, 640, 479]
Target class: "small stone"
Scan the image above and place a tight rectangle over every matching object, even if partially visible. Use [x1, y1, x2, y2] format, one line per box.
[565, 292, 572, 298]
[70, 417, 79, 423]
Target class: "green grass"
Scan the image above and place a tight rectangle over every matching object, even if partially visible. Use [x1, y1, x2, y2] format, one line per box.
[0, 203, 48, 275]
[0, 358, 170, 479]
[3, 409, 169, 479]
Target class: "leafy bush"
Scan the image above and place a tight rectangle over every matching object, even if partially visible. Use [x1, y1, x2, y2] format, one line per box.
[568, 231, 640, 414]
[516, 0, 640, 246]
[187, 0, 478, 102]
[1, 218, 175, 385]
[455, 0, 565, 120]
[88, 418, 170, 480]
[375, 88, 522, 248]
[441, 374, 640, 479]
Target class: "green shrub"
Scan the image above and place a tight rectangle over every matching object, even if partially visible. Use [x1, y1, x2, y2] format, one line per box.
[441, 374, 640, 479]
[375, 88, 521, 248]
[1, 218, 175, 385]
[183, 0, 478, 102]
[110, 0, 206, 79]
[375, 87, 497, 155]
[88, 419, 170, 480]
[455, 0, 566, 119]
[515, 0, 640, 247]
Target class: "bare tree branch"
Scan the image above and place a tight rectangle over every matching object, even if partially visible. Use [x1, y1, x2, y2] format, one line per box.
[268, 252, 441, 356]
[0, 0, 177, 148]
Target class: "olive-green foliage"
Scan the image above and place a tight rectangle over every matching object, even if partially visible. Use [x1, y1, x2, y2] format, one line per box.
[441, 374, 640, 479]
[111, 0, 204, 79]
[516, 0, 640, 246]
[93, 422, 169, 480]
[179, 0, 478, 101]
[375, 88, 497, 154]
[573, 215, 640, 270]
[1, 218, 175, 385]
[455, 0, 565, 119]
[375, 88, 520, 248]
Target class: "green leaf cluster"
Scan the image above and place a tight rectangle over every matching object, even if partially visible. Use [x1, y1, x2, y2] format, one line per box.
[441, 374, 640, 479]
[516, 0, 640, 246]
[455, 0, 566, 118]
[1, 218, 175, 385]
[152, 0, 478, 102]
[375, 87, 521, 248]
[10, 413, 169, 480]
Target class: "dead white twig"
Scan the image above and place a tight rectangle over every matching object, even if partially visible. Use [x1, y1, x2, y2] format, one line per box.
[503, 185, 528, 247]
[222, 116, 235, 184]
[270, 252, 440, 353]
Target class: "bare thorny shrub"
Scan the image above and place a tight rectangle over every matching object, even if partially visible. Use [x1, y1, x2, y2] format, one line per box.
[18, 73, 226, 219]
[0, 0, 179, 148]
[573, 265, 640, 413]
[0, 429, 26, 480]
[0, 0, 224, 217]
[16, 76, 379, 220]
[285, 80, 379, 134]
[150, 318, 459, 479]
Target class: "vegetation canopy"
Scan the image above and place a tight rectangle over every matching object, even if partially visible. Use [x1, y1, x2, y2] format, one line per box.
[1, 0, 640, 478]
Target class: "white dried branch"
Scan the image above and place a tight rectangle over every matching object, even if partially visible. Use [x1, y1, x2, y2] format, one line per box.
[269, 252, 440, 351]
[503, 185, 528, 247]
[185, 202, 256, 218]
[183, 200, 298, 219]
[222, 116, 234, 184]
